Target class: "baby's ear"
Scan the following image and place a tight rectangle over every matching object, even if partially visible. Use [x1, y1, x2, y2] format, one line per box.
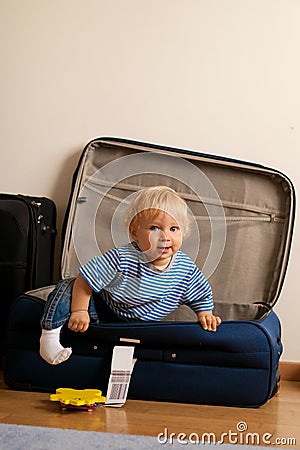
[129, 226, 137, 241]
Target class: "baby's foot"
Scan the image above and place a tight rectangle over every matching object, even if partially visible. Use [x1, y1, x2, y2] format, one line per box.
[40, 327, 72, 365]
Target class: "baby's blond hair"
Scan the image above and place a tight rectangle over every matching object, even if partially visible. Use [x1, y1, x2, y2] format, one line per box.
[125, 186, 191, 238]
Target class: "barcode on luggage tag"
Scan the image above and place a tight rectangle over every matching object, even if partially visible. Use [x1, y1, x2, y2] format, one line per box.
[107, 370, 131, 401]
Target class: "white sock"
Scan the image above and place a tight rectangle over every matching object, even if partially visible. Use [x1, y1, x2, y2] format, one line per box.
[39, 326, 72, 365]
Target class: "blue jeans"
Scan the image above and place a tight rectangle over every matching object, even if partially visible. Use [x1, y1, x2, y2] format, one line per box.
[40, 277, 124, 330]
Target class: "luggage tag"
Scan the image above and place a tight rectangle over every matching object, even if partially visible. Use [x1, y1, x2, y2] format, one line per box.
[105, 345, 137, 407]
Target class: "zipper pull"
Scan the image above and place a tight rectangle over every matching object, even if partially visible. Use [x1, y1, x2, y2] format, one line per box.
[31, 201, 43, 223]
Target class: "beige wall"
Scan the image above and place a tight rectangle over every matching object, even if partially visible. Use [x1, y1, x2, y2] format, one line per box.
[1, 0, 299, 361]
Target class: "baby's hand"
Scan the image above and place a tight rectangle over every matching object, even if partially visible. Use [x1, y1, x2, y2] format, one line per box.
[197, 312, 221, 332]
[68, 311, 90, 332]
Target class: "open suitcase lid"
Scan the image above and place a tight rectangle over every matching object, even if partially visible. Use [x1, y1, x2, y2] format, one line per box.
[60, 138, 295, 317]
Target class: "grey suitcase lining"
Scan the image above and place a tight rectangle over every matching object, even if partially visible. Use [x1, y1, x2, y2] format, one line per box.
[29, 140, 294, 323]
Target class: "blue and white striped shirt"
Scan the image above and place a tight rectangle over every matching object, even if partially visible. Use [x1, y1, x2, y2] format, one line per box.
[79, 243, 213, 321]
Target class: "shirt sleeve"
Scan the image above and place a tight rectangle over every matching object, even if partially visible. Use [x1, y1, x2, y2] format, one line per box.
[78, 248, 120, 292]
[182, 265, 214, 313]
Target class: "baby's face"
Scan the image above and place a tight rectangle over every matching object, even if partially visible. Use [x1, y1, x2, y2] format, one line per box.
[130, 211, 183, 268]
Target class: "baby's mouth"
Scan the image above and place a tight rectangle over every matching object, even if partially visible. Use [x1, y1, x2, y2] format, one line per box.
[157, 246, 171, 253]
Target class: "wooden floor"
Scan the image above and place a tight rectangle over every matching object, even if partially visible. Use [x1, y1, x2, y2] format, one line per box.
[0, 371, 299, 447]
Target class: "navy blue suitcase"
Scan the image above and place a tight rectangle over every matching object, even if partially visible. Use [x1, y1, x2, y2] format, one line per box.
[3, 138, 295, 407]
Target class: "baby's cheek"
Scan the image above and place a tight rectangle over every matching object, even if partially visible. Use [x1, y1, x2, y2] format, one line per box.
[149, 233, 158, 248]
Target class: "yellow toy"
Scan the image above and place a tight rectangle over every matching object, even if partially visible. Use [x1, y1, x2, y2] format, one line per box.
[50, 388, 106, 411]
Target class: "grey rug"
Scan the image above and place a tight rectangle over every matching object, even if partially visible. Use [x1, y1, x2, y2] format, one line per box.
[0, 423, 286, 450]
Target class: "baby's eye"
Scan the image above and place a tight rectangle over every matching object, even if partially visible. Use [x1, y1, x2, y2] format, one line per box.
[150, 226, 160, 232]
[170, 226, 179, 232]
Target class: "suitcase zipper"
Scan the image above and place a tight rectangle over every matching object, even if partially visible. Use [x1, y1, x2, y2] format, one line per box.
[31, 201, 43, 223]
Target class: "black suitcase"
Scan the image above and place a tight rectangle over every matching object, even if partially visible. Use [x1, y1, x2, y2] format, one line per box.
[0, 194, 56, 363]
[3, 138, 295, 407]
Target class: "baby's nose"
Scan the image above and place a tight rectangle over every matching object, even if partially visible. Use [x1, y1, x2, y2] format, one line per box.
[160, 230, 170, 240]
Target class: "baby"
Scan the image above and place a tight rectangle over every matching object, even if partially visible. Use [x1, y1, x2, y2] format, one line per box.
[40, 186, 221, 365]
